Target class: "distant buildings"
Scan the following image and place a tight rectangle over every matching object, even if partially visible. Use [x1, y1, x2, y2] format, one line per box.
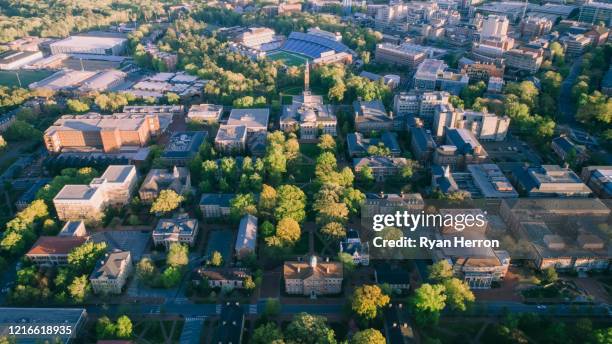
[413, 59, 469, 95]
[353, 156, 408, 182]
[139, 166, 191, 202]
[26, 236, 87, 266]
[50, 35, 127, 55]
[187, 104, 223, 123]
[235, 214, 257, 258]
[153, 216, 199, 248]
[284, 256, 343, 296]
[200, 193, 234, 218]
[375, 43, 427, 69]
[90, 250, 132, 294]
[512, 164, 593, 197]
[353, 99, 393, 132]
[161, 131, 207, 165]
[44, 113, 160, 153]
[433, 106, 510, 141]
[581, 166, 612, 198]
[281, 63, 336, 139]
[0, 50, 42, 70]
[53, 165, 138, 222]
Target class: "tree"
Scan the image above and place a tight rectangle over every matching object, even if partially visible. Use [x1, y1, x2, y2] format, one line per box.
[66, 99, 90, 113]
[412, 283, 446, 325]
[351, 285, 390, 320]
[166, 92, 180, 104]
[318, 134, 336, 152]
[115, 315, 133, 339]
[230, 193, 257, 221]
[244, 276, 256, 291]
[68, 242, 107, 274]
[275, 185, 306, 223]
[150, 189, 184, 214]
[0, 135, 6, 150]
[260, 220, 275, 237]
[136, 257, 156, 280]
[321, 222, 346, 240]
[275, 218, 301, 245]
[428, 260, 453, 283]
[253, 323, 284, 344]
[358, 165, 374, 186]
[542, 267, 558, 284]
[264, 298, 281, 318]
[96, 316, 116, 339]
[443, 278, 475, 311]
[259, 184, 277, 217]
[167, 243, 189, 267]
[594, 327, 612, 344]
[285, 313, 337, 344]
[338, 252, 356, 274]
[210, 251, 223, 267]
[68, 275, 91, 303]
[161, 266, 181, 288]
[352, 329, 385, 344]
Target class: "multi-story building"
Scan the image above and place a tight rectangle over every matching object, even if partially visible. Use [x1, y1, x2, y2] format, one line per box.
[374, 43, 427, 69]
[199, 194, 235, 218]
[512, 164, 593, 197]
[353, 100, 393, 132]
[393, 91, 451, 120]
[520, 16, 553, 39]
[504, 46, 544, 74]
[433, 164, 518, 198]
[215, 125, 247, 153]
[487, 76, 504, 92]
[346, 131, 401, 158]
[353, 156, 408, 182]
[433, 106, 510, 141]
[581, 166, 612, 198]
[281, 63, 336, 139]
[284, 256, 343, 296]
[552, 135, 589, 164]
[471, 15, 515, 64]
[44, 113, 160, 153]
[153, 216, 199, 249]
[187, 104, 223, 123]
[235, 214, 257, 258]
[227, 108, 269, 132]
[161, 131, 207, 166]
[410, 127, 437, 162]
[413, 59, 469, 95]
[195, 267, 251, 289]
[49, 35, 127, 55]
[579, 1, 612, 26]
[433, 129, 488, 168]
[362, 192, 424, 219]
[459, 59, 504, 83]
[563, 33, 593, 57]
[26, 236, 87, 266]
[59, 220, 88, 237]
[53, 165, 138, 222]
[90, 250, 132, 294]
[138, 166, 191, 202]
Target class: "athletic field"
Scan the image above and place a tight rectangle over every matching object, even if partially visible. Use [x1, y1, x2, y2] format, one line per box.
[267, 50, 309, 67]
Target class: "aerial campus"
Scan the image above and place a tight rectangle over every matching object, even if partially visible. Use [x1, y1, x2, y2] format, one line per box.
[0, 0, 611, 343]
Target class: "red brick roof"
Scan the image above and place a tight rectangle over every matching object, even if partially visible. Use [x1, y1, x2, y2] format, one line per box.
[26, 236, 87, 256]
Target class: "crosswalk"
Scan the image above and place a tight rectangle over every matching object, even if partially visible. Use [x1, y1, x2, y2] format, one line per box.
[149, 305, 161, 314]
[185, 315, 206, 321]
[215, 304, 222, 314]
[249, 304, 258, 315]
[175, 297, 189, 304]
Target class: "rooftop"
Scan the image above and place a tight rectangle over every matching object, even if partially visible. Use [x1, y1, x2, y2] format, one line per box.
[162, 131, 207, 159]
[216, 124, 247, 142]
[200, 193, 235, 207]
[26, 236, 87, 256]
[90, 250, 130, 280]
[98, 165, 135, 184]
[50, 35, 127, 49]
[54, 184, 101, 201]
[227, 108, 270, 130]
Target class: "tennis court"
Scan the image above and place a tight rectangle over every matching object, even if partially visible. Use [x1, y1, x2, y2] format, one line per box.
[267, 50, 309, 67]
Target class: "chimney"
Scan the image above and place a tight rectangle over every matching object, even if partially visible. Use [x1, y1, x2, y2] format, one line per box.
[297, 266, 301, 273]
[326, 267, 330, 273]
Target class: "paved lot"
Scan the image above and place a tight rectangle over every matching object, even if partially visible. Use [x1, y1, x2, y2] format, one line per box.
[204, 230, 234, 264]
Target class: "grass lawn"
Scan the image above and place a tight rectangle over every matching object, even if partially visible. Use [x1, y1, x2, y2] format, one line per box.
[268, 50, 309, 67]
[0, 70, 53, 87]
[134, 319, 184, 343]
[299, 143, 320, 159]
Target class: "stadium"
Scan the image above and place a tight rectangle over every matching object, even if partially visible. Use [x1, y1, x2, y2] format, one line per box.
[270, 31, 355, 66]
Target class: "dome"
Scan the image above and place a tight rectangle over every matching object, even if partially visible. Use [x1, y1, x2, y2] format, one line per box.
[302, 108, 317, 122]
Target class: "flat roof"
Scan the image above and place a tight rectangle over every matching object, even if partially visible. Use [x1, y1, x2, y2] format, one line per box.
[50, 35, 127, 49]
[0, 50, 40, 64]
[227, 108, 270, 129]
[54, 184, 101, 201]
[99, 165, 135, 184]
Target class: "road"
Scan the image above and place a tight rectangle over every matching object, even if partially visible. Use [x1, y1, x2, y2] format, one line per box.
[558, 58, 583, 125]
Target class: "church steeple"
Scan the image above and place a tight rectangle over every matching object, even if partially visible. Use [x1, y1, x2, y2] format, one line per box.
[304, 60, 310, 93]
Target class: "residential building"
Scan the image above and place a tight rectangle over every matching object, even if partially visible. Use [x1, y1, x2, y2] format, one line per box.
[235, 214, 257, 258]
[215, 125, 247, 153]
[512, 164, 593, 197]
[153, 216, 199, 248]
[195, 267, 251, 289]
[374, 43, 427, 69]
[563, 33, 593, 57]
[433, 129, 488, 168]
[89, 250, 132, 294]
[227, 108, 269, 132]
[44, 113, 160, 153]
[362, 192, 424, 219]
[353, 156, 408, 182]
[346, 131, 401, 158]
[187, 104, 223, 123]
[413, 59, 469, 95]
[0, 308, 86, 344]
[59, 220, 87, 237]
[26, 236, 87, 266]
[54, 165, 138, 222]
[433, 106, 510, 141]
[281, 62, 336, 139]
[581, 166, 612, 198]
[0, 50, 42, 70]
[212, 304, 245, 344]
[552, 135, 589, 164]
[353, 99, 393, 132]
[161, 131, 207, 165]
[504, 46, 544, 74]
[410, 127, 436, 162]
[139, 166, 191, 202]
[339, 229, 369, 265]
[284, 256, 343, 296]
[200, 193, 234, 218]
[50, 35, 127, 55]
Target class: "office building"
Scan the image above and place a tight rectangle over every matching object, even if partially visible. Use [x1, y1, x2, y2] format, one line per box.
[153, 216, 199, 248]
[393, 91, 451, 120]
[90, 250, 132, 294]
[374, 43, 427, 69]
[187, 104, 223, 123]
[413, 59, 469, 95]
[410, 127, 437, 162]
[521, 16, 554, 39]
[563, 33, 593, 57]
[433, 129, 488, 168]
[284, 256, 343, 296]
[512, 164, 593, 197]
[579, 1, 612, 26]
[487, 76, 504, 92]
[227, 108, 269, 132]
[215, 125, 248, 153]
[581, 166, 612, 198]
[50, 35, 127, 55]
[353, 99, 393, 132]
[44, 113, 160, 153]
[504, 46, 544, 74]
[433, 106, 510, 141]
